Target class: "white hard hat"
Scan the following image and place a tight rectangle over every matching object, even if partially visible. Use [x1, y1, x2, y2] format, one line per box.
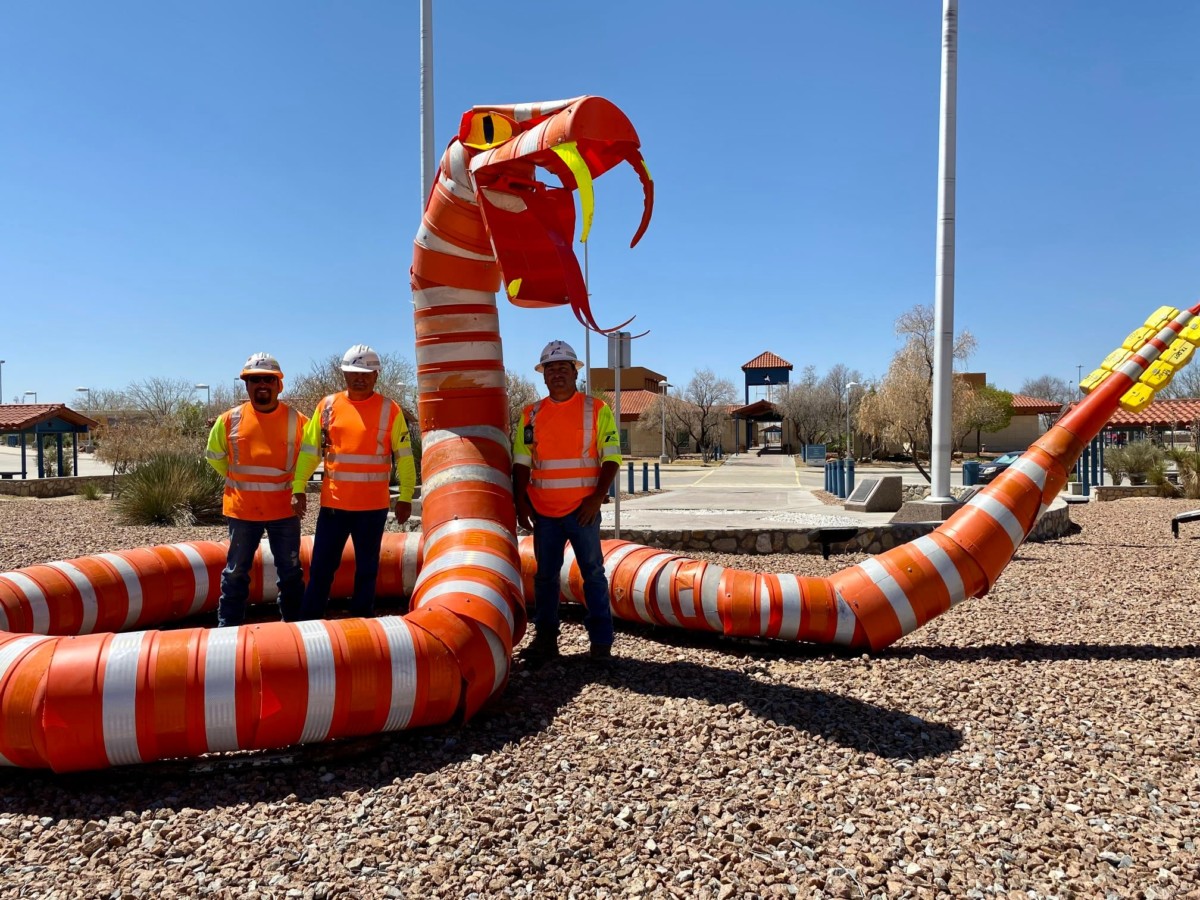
[341, 344, 382, 373]
[536, 340, 583, 372]
[241, 352, 283, 379]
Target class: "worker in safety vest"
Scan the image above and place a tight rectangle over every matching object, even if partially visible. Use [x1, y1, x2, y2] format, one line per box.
[513, 340, 621, 667]
[292, 343, 416, 619]
[205, 352, 308, 626]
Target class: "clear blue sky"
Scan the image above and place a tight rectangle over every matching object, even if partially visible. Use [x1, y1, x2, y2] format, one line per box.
[2, 1, 1197, 407]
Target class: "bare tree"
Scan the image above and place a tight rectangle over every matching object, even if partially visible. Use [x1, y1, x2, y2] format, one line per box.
[1019, 375, 1073, 428]
[820, 364, 866, 455]
[506, 369, 540, 439]
[857, 304, 976, 480]
[125, 377, 198, 419]
[675, 369, 737, 460]
[775, 366, 830, 448]
[287, 352, 416, 414]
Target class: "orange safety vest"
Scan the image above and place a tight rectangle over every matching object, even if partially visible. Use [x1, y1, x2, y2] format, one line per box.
[221, 403, 304, 521]
[524, 393, 605, 517]
[318, 392, 402, 511]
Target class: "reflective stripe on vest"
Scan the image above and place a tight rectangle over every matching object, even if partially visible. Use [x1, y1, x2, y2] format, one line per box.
[225, 406, 298, 495]
[221, 404, 302, 519]
[527, 395, 602, 516]
[319, 393, 400, 509]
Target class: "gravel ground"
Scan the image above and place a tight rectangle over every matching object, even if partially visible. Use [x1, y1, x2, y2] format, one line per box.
[0, 496, 1198, 898]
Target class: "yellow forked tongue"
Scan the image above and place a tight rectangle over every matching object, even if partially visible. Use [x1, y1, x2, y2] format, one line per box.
[550, 141, 595, 243]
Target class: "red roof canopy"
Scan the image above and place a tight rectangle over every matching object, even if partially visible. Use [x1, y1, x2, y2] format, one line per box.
[741, 351, 793, 370]
[1107, 398, 1200, 428]
[0, 404, 99, 431]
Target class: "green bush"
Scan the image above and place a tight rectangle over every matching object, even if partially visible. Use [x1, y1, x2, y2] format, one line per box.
[1103, 446, 1125, 485]
[115, 453, 224, 526]
[1121, 441, 1164, 484]
[79, 482, 105, 501]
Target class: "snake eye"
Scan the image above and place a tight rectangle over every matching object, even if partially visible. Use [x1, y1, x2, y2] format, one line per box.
[460, 111, 516, 149]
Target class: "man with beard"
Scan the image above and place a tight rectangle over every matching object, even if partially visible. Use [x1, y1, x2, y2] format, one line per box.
[205, 352, 308, 626]
[513, 340, 621, 667]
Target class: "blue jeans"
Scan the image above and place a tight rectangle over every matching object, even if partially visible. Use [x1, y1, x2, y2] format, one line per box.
[532, 509, 614, 647]
[218, 516, 304, 627]
[299, 506, 390, 620]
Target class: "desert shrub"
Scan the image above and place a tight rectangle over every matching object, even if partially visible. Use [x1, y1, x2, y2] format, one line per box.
[115, 453, 223, 526]
[95, 419, 203, 477]
[1120, 441, 1163, 484]
[1169, 449, 1200, 499]
[1102, 446, 1125, 486]
[79, 482, 105, 501]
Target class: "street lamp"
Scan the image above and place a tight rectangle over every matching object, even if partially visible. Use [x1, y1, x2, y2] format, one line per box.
[0, 359, 5, 405]
[24, 391, 37, 403]
[194, 383, 210, 406]
[658, 380, 672, 464]
[75, 386, 91, 408]
[763, 375, 772, 403]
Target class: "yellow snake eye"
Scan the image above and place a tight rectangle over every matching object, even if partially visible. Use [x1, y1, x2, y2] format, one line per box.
[460, 112, 516, 149]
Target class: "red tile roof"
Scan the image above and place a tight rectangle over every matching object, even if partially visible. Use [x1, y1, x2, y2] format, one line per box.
[0, 404, 99, 431]
[600, 389, 661, 420]
[1107, 398, 1200, 427]
[1010, 394, 1062, 414]
[742, 351, 793, 370]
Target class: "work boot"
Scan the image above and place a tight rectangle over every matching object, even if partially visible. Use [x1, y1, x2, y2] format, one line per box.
[588, 643, 613, 668]
[519, 631, 559, 669]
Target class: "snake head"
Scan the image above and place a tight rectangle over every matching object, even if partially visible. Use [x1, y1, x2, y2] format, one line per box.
[455, 96, 653, 332]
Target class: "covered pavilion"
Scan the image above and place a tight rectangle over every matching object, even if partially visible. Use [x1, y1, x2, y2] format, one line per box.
[0, 404, 99, 479]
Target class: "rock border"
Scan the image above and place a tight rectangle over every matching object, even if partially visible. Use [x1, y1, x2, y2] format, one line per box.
[600, 497, 1073, 555]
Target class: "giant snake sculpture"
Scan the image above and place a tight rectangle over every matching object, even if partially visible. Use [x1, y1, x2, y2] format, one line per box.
[0, 97, 1196, 771]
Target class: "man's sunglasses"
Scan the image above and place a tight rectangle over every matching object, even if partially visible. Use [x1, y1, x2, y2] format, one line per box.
[244, 375, 278, 384]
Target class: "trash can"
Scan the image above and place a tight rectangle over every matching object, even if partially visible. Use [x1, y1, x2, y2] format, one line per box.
[962, 460, 980, 486]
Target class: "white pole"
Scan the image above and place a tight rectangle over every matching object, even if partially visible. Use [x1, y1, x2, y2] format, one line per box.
[583, 243, 591, 394]
[419, 0, 435, 207]
[930, 0, 958, 503]
[613, 363, 621, 541]
[659, 380, 670, 464]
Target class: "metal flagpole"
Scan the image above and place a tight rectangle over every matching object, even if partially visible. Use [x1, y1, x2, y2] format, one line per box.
[583, 243, 591, 395]
[929, 0, 958, 503]
[419, 0, 435, 207]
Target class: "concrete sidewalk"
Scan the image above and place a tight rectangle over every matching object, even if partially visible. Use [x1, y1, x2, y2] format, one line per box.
[0, 444, 112, 478]
[602, 452, 901, 531]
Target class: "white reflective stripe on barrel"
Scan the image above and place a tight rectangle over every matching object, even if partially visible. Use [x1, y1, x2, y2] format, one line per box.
[833, 590, 857, 645]
[776, 575, 803, 641]
[0, 573, 50, 634]
[102, 631, 147, 766]
[97, 553, 144, 631]
[298, 621, 336, 744]
[858, 558, 918, 636]
[203, 627, 240, 752]
[698, 566, 725, 632]
[378, 617, 418, 732]
[170, 543, 210, 616]
[45, 561, 97, 635]
[259, 539, 278, 601]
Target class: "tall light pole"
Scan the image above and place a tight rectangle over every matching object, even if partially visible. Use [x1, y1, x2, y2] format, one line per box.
[75, 387, 91, 408]
[929, 0, 959, 504]
[24, 391, 37, 404]
[658, 380, 672, 464]
[194, 383, 210, 407]
[0, 359, 5, 405]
